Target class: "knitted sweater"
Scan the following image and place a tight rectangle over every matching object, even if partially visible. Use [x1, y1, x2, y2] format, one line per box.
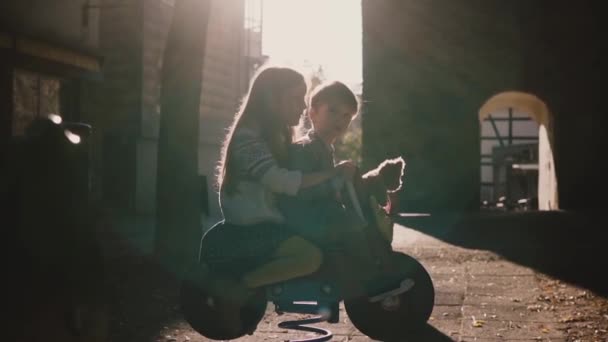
[220, 125, 302, 225]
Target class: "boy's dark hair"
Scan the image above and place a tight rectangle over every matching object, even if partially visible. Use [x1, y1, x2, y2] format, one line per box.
[309, 81, 358, 111]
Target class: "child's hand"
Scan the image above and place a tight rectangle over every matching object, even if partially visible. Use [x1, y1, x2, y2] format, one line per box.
[370, 196, 393, 243]
[335, 160, 357, 181]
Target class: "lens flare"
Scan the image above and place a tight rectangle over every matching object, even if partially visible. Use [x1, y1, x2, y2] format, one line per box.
[48, 113, 63, 124]
[64, 129, 81, 144]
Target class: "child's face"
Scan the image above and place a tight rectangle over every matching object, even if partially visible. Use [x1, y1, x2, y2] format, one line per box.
[275, 83, 307, 126]
[310, 102, 357, 143]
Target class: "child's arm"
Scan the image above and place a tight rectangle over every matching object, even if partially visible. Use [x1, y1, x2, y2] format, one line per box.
[231, 129, 339, 196]
[288, 143, 342, 200]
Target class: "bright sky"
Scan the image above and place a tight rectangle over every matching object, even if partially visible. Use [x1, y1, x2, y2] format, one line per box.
[252, 0, 362, 90]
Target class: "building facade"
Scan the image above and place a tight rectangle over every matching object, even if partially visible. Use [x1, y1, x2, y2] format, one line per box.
[1, 0, 102, 163]
[96, 0, 258, 218]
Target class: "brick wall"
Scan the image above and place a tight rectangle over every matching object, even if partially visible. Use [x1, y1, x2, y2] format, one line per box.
[362, 0, 523, 212]
[198, 0, 246, 219]
[362, 0, 606, 212]
[96, 0, 144, 211]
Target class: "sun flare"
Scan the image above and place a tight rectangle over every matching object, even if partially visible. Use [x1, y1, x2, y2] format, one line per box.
[248, 0, 362, 89]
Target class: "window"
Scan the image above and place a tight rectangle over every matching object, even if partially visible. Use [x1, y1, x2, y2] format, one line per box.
[12, 69, 61, 136]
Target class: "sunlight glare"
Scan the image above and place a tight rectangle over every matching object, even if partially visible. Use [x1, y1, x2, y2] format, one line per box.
[256, 0, 362, 89]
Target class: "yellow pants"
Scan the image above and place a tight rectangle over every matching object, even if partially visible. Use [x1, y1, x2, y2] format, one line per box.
[242, 236, 323, 288]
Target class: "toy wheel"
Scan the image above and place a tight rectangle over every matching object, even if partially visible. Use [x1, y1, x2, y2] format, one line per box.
[179, 264, 267, 340]
[344, 252, 434, 340]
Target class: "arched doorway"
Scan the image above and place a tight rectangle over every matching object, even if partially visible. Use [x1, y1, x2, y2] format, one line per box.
[478, 91, 558, 211]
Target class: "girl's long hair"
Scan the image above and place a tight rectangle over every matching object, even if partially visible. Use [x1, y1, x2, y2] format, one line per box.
[217, 66, 306, 195]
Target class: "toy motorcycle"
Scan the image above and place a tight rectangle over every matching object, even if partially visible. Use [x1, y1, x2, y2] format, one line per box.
[180, 158, 435, 341]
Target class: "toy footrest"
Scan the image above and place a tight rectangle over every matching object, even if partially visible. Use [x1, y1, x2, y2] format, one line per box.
[266, 279, 339, 302]
[274, 301, 327, 315]
[274, 301, 340, 324]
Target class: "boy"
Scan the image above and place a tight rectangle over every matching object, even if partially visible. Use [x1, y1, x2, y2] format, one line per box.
[279, 81, 383, 298]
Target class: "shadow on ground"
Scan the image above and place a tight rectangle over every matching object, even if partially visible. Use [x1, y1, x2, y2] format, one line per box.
[102, 229, 184, 342]
[406, 324, 455, 341]
[395, 210, 608, 297]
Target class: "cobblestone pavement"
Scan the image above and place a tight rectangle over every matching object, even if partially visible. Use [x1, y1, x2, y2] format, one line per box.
[104, 218, 608, 342]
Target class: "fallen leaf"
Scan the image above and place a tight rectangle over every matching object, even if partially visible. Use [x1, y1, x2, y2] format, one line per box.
[472, 316, 485, 328]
